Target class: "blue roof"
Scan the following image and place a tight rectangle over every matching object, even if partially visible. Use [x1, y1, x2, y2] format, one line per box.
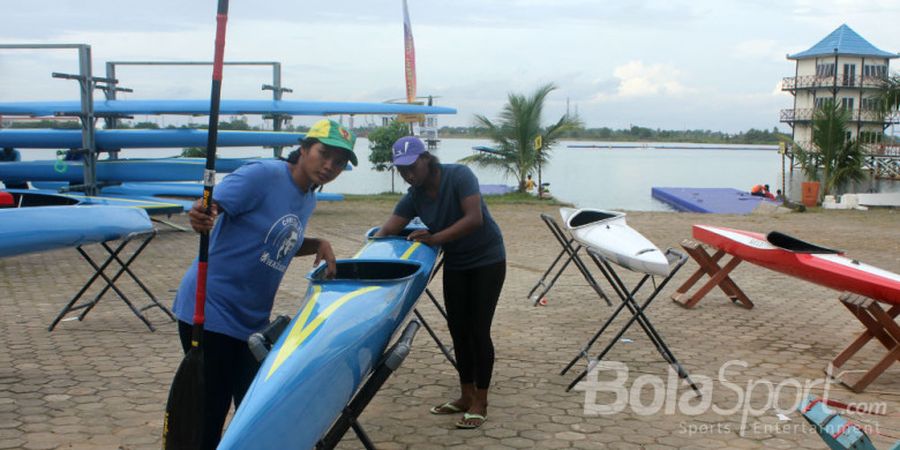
[788, 24, 897, 59]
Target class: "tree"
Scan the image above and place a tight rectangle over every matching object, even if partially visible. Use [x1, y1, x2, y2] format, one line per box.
[877, 75, 900, 112]
[367, 120, 410, 171]
[459, 83, 582, 192]
[367, 120, 410, 193]
[793, 100, 865, 196]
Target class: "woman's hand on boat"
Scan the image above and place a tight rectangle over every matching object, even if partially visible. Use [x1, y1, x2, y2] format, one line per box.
[188, 199, 218, 233]
[407, 229, 436, 246]
[314, 239, 337, 279]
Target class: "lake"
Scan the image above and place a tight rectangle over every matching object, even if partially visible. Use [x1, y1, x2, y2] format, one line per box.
[15, 137, 897, 211]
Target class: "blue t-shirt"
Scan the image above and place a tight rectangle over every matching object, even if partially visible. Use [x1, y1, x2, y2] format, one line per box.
[173, 160, 316, 340]
[394, 164, 505, 270]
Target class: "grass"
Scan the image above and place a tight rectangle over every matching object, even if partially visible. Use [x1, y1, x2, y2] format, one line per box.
[343, 191, 571, 206]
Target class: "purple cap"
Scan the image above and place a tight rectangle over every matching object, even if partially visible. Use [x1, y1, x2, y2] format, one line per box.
[392, 136, 427, 166]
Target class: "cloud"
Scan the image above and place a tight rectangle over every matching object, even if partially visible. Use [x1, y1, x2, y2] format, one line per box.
[592, 61, 692, 101]
[733, 39, 784, 62]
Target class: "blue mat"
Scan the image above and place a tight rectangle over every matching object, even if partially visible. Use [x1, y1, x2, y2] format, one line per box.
[651, 187, 779, 214]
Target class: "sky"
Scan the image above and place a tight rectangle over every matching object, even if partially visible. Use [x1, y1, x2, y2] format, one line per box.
[1, 0, 898, 133]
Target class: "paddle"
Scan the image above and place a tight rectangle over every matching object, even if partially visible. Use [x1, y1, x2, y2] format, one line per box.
[162, 1, 229, 448]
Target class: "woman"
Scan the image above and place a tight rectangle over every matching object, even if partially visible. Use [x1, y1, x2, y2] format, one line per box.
[375, 136, 506, 429]
[172, 118, 356, 449]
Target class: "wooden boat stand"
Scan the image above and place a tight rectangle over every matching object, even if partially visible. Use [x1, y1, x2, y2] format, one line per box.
[562, 248, 702, 396]
[527, 213, 611, 306]
[670, 238, 754, 309]
[48, 229, 174, 332]
[829, 293, 900, 393]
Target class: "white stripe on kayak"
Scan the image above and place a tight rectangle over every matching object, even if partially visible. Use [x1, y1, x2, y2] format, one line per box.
[698, 225, 774, 250]
[816, 254, 900, 283]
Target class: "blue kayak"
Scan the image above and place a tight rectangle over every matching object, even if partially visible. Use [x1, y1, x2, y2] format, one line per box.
[3, 189, 183, 216]
[0, 99, 456, 117]
[0, 204, 152, 258]
[218, 232, 438, 449]
[0, 129, 305, 150]
[0, 159, 208, 183]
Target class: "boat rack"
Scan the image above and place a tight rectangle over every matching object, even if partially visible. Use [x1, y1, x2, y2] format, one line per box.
[527, 213, 611, 306]
[561, 247, 702, 396]
[48, 228, 175, 332]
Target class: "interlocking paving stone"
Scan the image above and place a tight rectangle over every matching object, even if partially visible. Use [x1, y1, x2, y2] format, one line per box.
[1, 202, 898, 449]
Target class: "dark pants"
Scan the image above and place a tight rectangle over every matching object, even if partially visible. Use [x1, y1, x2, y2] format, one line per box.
[178, 321, 261, 450]
[442, 260, 506, 390]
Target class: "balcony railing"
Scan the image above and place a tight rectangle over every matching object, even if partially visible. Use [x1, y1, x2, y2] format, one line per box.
[787, 141, 900, 157]
[781, 75, 889, 91]
[780, 108, 900, 124]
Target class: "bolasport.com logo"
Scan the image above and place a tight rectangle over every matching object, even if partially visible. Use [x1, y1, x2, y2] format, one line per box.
[572, 360, 887, 436]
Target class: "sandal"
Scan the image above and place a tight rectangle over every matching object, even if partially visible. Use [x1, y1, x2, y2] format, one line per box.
[455, 412, 487, 429]
[430, 401, 465, 415]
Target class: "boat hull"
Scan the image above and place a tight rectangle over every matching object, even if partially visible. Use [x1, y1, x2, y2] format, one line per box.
[0, 129, 305, 150]
[561, 207, 670, 276]
[0, 99, 456, 117]
[3, 188, 183, 216]
[693, 225, 900, 305]
[0, 205, 152, 258]
[0, 159, 205, 183]
[218, 236, 438, 449]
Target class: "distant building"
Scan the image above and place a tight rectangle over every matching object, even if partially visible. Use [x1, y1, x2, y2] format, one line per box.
[781, 24, 899, 153]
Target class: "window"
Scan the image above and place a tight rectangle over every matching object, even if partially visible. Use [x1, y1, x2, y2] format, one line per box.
[863, 64, 888, 79]
[841, 98, 854, 110]
[862, 97, 881, 111]
[816, 63, 835, 77]
[858, 131, 883, 144]
[815, 97, 833, 109]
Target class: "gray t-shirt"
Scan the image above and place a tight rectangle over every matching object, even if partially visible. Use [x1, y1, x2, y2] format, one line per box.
[394, 164, 505, 270]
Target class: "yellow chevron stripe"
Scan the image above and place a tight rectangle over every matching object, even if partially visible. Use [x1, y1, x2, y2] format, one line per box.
[266, 285, 382, 380]
[400, 241, 420, 260]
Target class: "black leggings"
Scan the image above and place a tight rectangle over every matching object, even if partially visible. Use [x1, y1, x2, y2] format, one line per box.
[442, 260, 506, 390]
[177, 321, 261, 450]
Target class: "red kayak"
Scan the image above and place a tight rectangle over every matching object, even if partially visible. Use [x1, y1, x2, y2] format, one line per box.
[693, 225, 900, 305]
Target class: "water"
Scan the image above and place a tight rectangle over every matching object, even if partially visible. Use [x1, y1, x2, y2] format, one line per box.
[15, 138, 896, 210]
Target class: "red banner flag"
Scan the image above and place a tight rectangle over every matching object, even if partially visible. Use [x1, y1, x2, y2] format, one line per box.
[402, 0, 417, 104]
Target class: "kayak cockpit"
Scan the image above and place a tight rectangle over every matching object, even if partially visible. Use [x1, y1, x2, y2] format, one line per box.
[309, 260, 422, 281]
[767, 231, 843, 255]
[567, 209, 624, 228]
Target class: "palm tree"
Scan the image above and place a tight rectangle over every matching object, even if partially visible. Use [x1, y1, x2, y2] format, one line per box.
[793, 100, 866, 196]
[877, 75, 900, 114]
[459, 83, 582, 192]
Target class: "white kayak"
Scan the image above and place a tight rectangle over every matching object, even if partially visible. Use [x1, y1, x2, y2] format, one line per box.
[560, 207, 670, 277]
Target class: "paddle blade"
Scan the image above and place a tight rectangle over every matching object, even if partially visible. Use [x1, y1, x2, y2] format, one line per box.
[162, 347, 204, 450]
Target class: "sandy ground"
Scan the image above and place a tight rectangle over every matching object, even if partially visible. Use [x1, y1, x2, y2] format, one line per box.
[1, 200, 899, 449]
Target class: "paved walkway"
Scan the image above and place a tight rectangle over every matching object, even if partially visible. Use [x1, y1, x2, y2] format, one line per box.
[1, 202, 899, 449]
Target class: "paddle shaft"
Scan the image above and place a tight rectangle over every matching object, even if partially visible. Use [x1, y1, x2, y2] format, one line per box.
[194, 0, 229, 344]
[162, 2, 228, 449]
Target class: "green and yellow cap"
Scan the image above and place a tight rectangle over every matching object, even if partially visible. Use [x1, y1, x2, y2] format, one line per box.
[304, 119, 357, 166]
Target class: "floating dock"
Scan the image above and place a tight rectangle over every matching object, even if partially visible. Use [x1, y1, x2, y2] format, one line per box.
[651, 187, 779, 214]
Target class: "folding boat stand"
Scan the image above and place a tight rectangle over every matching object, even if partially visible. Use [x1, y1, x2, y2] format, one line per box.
[527, 213, 611, 306]
[414, 256, 457, 369]
[670, 238, 754, 309]
[48, 229, 175, 332]
[249, 317, 422, 450]
[562, 247, 702, 396]
[316, 320, 421, 449]
[828, 292, 900, 393]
